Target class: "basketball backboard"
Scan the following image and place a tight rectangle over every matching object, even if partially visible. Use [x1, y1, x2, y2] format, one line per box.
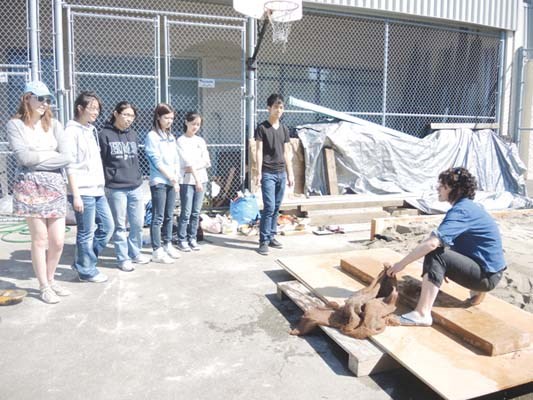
[233, 0, 302, 22]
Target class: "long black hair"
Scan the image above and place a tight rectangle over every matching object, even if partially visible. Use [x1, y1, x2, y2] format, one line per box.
[109, 101, 137, 124]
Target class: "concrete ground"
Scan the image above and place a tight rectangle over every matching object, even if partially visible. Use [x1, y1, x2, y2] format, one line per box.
[0, 225, 532, 400]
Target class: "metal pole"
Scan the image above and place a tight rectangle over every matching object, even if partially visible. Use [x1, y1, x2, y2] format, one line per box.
[66, 6, 75, 116]
[515, 49, 527, 145]
[246, 17, 256, 190]
[382, 20, 390, 127]
[495, 31, 506, 134]
[28, 0, 40, 80]
[246, 17, 256, 141]
[155, 16, 161, 104]
[54, 0, 66, 124]
[163, 16, 169, 103]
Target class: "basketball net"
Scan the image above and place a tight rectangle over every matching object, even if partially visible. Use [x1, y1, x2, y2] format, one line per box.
[265, 2, 297, 52]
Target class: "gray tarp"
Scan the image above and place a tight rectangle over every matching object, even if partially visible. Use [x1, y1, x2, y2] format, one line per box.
[296, 121, 532, 213]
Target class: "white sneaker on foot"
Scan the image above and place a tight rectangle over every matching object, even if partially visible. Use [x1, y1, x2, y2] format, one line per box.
[79, 272, 108, 283]
[49, 281, 71, 296]
[131, 254, 150, 264]
[164, 243, 181, 259]
[176, 241, 191, 252]
[189, 240, 200, 251]
[118, 260, 135, 272]
[40, 286, 60, 304]
[152, 247, 174, 264]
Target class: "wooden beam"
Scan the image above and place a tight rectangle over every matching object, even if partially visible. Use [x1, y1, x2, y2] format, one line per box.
[277, 281, 398, 377]
[323, 148, 338, 195]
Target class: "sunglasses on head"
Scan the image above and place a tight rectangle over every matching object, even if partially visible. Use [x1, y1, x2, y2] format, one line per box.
[30, 94, 52, 104]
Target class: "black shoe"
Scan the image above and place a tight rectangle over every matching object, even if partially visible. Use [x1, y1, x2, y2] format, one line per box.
[269, 238, 283, 249]
[258, 242, 269, 255]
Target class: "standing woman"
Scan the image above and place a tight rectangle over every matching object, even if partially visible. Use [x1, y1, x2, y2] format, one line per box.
[66, 91, 113, 283]
[99, 101, 149, 272]
[144, 103, 181, 263]
[6, 81, 72, 304]
[176, 112, 211, 252]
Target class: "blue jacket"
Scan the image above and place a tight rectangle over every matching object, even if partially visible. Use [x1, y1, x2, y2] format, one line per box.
[144, 129, 180, 186]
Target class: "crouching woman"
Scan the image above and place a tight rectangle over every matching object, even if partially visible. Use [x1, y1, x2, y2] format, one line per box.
[386, 167, 506, 326]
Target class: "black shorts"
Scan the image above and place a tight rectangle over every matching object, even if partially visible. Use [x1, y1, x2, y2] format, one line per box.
[422, 247, 504, 291]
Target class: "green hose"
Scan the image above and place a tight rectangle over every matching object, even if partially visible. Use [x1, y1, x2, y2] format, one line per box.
[0, 221, 71, 243]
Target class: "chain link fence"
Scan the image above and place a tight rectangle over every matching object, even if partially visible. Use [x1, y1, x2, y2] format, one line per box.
[257, 10, 502, 138]
[0, 0, 506, 206]
[0, 0, 29, 199]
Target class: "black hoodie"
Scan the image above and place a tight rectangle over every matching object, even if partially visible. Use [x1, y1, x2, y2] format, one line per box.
[98, 122, 142, 189]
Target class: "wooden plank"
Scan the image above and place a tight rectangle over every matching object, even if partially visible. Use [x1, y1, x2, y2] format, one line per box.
[300, 198, 405, 212]
[277, 281, 398, 377]
[276, 251, 533, 400]
[339, 249, 531, 356]
[323, 148, 338, 195]
[430, 123, 499, 130]
[307, 207, 389, 226]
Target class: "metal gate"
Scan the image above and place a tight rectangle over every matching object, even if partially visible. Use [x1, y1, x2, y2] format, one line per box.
[66, 8, 160, 139]
[66, 6, 246, 205]
[164, 16, 246, 205]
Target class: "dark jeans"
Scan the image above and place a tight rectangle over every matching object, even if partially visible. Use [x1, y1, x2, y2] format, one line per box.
[177, 183, 205, 243]
[150, 183, 177, 250]
[423, 247, 504, 292]
[259, 171, 286, 244]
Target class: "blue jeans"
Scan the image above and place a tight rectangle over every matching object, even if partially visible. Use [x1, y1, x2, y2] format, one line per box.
[106, 185, 145, 263]
[68, 195, 114, 279]
[178, 183, 205, 242]
[259, 171, 286, 243]
[150, 183, 176, 250]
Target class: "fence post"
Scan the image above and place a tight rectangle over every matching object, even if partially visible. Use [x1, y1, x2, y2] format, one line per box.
[54, 0, 67, 124]
[28, 0, 40, 80]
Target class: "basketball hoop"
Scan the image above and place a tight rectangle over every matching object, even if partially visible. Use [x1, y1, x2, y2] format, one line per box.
[233, 0, 302, 65]
[264, 1, 299, 50]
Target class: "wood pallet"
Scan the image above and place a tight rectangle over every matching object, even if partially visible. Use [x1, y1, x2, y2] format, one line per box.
[277, 280, 399, 377]
[277, 250, 533, 400]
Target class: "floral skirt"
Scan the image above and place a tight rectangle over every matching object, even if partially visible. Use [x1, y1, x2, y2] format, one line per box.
[13, 171, 66, 218]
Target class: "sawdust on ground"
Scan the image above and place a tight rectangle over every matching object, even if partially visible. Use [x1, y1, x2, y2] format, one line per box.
[356, 213, 533, 313]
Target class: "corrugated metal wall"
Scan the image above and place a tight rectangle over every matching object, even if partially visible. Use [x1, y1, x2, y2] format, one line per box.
[305, 0, 519, 31]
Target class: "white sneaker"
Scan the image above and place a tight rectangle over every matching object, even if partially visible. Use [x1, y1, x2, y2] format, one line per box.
[131, 254, 150, 264]
[189, 240, 200, 251]
[152, 247, 174, 264]
[176, 241, 192, 252]
[164, 243, 181, 259]
[49, 281, 71, 297]
[118, 260, 135, 272]
[79, 272, 108, 283]
[40, 286, 60, 304]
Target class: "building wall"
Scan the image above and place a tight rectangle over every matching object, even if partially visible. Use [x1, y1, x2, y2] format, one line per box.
[305, 0, 519, 31]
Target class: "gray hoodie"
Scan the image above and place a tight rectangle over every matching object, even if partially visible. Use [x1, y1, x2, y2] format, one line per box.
[65, 119, 105, 196]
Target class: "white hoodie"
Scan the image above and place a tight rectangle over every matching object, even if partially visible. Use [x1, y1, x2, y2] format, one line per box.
[65, 120, 105, 196]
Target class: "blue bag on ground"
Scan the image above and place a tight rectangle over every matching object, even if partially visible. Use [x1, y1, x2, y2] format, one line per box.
[230, 195, 260, 225]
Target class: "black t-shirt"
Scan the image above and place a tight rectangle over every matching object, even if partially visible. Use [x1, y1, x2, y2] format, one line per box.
[255, 120, 289, 173]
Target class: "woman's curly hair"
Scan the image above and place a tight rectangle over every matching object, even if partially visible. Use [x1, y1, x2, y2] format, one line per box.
[438, 167, 477, 203]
